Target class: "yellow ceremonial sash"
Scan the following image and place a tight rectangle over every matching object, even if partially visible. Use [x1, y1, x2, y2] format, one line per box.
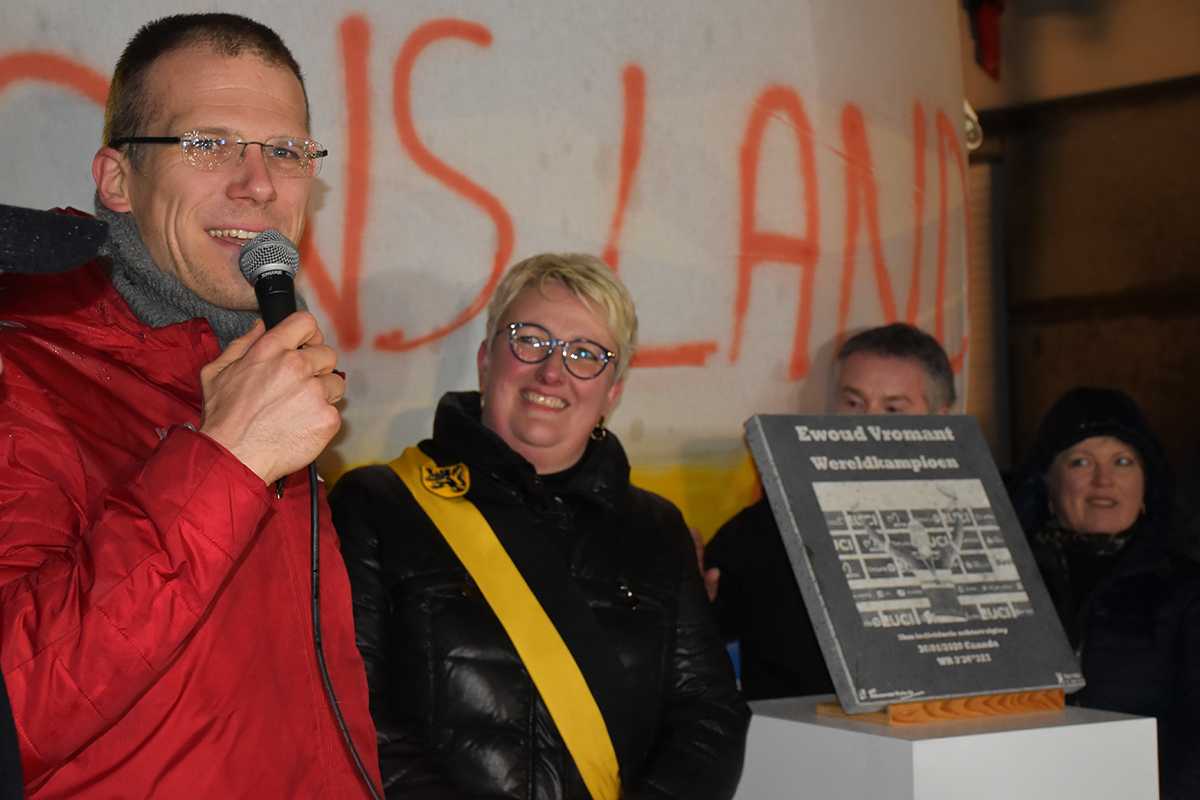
[389, 447, 621, 800]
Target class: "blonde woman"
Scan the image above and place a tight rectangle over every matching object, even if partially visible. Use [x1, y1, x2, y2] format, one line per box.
[331, 253, 748, 800]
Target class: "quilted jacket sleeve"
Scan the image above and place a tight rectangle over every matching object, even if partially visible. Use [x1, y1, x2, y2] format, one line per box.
[0, 424, 271, 789]
[331, 466, 466, 800]
[625, 504, 751, 800]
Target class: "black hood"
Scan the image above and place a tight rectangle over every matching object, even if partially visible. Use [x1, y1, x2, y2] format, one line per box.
[1013, 387, 1172, 540]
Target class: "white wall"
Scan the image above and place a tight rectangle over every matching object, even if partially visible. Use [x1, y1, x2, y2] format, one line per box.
[0, 1, 969, 528]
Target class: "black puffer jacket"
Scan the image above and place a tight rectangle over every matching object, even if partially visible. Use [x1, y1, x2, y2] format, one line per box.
[331, 392, 749, 800]
[1026, 523, 1200, 800]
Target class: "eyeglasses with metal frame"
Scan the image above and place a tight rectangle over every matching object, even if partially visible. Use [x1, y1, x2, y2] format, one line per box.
[108, 128, 328, 177]
[504, 321, 617, 380]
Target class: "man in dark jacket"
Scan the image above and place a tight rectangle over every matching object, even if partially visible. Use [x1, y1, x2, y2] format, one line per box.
[703, 323, 955, 699]
[0, 14, 379, 797]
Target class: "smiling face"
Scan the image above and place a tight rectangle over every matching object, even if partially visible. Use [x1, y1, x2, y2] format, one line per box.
[1047, 435, 1145, 535]
[94, 47, 312, 311]
[833, 352, 944, 415]
[477, 281, 625, 474]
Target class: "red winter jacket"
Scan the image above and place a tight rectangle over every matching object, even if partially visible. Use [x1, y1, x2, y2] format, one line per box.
[0, 259, 381, 798]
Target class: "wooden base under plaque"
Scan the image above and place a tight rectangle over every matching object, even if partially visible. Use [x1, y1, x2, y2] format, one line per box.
[815, 687, 1065, 726]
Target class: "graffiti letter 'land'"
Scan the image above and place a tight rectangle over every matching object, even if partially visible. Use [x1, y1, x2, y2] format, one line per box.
[732, 86, 820, 380]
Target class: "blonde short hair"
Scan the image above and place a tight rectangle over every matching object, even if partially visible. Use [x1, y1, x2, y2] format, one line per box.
[484, 253, 638, 380]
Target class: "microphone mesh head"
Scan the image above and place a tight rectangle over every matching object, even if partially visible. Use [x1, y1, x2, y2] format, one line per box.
[239, 229, 299, 283]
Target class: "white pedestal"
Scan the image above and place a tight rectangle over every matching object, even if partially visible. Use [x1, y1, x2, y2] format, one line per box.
[733, 695, 1158, 800]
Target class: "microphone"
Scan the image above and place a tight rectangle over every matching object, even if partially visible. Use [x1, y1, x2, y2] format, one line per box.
[239, 229, 302, 499]
[239, 229, 299, 329]
[0, 204, 108, 275]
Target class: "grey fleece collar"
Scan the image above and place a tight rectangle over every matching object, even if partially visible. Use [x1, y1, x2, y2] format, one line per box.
[96, 200, 261, 349]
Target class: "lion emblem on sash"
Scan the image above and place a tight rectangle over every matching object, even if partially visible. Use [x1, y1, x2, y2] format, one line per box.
[421, 462, 470, 497]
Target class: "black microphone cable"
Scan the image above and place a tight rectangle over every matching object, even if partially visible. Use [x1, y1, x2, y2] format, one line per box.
[309, 464, 385, 800]
[240, 230, 383, 800]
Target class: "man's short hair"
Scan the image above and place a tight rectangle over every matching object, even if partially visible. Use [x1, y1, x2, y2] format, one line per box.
[104, 13, 309, 168]
[484, 253, 639, 381]
[835, 323, 956, 410]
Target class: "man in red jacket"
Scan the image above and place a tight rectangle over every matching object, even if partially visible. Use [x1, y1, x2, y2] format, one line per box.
[0, 13, 381, 798]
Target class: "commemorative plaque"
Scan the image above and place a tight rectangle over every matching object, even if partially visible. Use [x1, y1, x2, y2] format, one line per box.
[746, 414, 1084, 714]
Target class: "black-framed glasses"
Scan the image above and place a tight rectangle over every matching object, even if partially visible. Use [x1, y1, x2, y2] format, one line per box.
[504, 322, 616, 380]
[109, 129, 328, 177]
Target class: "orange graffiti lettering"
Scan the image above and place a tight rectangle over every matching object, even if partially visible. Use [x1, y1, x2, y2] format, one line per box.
[908, 102, 927, 326]
[604, 63, 717, 369]
[0, 51, 108, 106]
[632, 343, 721, 368]
[835, 102, 966, 373]
[602, 64, 644, 273]
[732, 86, 820, 379]
[838, 103, 898, 329]
[0, 33, 967, 378]
[300, 15, 370, 351]
[835, 103, 926, 337]
[375, 18, 515, 352]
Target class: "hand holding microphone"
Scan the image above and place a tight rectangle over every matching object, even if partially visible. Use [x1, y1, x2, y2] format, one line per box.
[221, 234, 379, 800]
[198, 230, 345, 485]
